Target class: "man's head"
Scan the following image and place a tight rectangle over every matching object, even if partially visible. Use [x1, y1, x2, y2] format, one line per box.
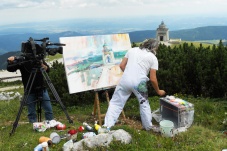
[139, 38, 159, 55]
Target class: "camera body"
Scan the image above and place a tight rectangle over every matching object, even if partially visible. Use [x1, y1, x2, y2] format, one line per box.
[10, 37, 65, 66]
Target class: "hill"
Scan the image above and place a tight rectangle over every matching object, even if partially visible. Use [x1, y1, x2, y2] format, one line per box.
[169, 26, 227, 41]
[0, 31, 83, 55]
[1, 26, 227, 70]
[128, 26, 227, 42]
[1, 26, 227, 55]
[128, 30, 156, 42]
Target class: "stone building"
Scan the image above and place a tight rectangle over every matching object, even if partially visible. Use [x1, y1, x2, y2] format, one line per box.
[156, 21, 169, 42]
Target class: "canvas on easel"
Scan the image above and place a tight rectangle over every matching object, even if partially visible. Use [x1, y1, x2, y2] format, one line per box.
[60, 33, 131, 94]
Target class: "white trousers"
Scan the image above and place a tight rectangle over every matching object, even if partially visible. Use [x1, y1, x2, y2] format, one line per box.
[104, 78, 152, 130]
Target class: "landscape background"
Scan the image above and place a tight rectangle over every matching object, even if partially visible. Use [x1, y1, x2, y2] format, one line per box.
[1, 1, 227, 150]
[1, 16, 227, 70]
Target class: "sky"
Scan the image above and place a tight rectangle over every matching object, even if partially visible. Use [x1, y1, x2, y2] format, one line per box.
[1, 0, 227, 26]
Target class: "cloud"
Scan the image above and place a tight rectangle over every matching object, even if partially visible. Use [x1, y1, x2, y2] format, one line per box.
[0, 0, 54, 9]
[0, 0, 169, 9]
[1, 0, 227, 10]
[1, 0, 227, 26]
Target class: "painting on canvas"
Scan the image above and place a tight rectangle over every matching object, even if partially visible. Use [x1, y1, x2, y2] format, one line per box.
[60, 33, 131, 94]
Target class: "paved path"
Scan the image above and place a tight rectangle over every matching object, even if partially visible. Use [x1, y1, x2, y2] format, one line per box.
[0, 86, 22, 91]
[0, 70, 21, 82]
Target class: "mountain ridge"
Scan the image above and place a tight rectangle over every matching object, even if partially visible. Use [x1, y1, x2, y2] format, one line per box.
[1, 25, 227, 70]
[1, 26, 227, 54]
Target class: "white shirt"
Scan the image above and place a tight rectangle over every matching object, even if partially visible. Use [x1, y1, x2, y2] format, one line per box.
[124, 47, 158, 76]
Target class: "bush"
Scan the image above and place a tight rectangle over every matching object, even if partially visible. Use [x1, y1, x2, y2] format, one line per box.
[156, 40, 227, 98]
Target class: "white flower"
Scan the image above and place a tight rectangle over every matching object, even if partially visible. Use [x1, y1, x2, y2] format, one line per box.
[223, 119, 227, 124]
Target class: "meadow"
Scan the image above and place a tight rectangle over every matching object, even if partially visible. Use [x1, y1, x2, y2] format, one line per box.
[0, 85, 226, 151]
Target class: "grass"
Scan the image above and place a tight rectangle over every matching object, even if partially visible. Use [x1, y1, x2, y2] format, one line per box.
[0, 87, 227, 150]
[194, 40, 227, 45]
[170, 41, 213, 48]
[0, 80, 22, 88]
[46, 54, 63, 62]
[183, 41, 213, 48]
[136, 40, 214, 49]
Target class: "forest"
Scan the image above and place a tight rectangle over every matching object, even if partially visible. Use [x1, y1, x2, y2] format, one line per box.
[156, 40, 227, 98]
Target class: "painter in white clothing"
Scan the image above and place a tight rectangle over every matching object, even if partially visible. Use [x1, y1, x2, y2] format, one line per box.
[104, 39, 166, 130]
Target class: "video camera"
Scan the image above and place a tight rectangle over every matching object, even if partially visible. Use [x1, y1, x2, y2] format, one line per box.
[10, 37, 65, 66]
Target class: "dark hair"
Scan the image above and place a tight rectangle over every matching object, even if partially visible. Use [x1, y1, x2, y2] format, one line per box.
[139, 39, 159, 55]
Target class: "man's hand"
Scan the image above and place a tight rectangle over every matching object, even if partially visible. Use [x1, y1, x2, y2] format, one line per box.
[119, 57, 128, 71]
[41, 63, 48, 71]
[7, 56, 15, 63]
[157, 90, 166, 96]
[150, 69, 166, 96]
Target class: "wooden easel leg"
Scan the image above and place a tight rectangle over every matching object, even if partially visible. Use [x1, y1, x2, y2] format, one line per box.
[95, 92, 102, 125]
[93, 95, 97, 116]
[105, 90, 110, 104]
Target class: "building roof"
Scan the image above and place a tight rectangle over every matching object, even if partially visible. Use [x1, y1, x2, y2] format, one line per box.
[158, 21, 167, 29]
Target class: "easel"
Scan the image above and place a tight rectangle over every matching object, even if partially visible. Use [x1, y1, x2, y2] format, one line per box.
[93, 89, 126, 125]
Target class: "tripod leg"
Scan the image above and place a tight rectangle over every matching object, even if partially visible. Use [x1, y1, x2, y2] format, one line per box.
[41, 68, 73, 123]
[10, 95, 27, 136]
[37, 97, 42, 122]
[10, 69, 38, 136]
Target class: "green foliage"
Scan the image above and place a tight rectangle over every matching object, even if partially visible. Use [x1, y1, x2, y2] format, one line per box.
[46, 53, 63, 62]
[156, 40, 227, 98]
[131, 42, 137, 48]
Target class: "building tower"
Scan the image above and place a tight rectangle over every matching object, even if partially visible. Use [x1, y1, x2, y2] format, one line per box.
[156, 21, 169, 42]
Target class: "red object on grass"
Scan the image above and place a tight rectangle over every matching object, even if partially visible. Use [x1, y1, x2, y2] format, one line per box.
[78, 126, 84, 132]
[68, 129, 77, 135]
[56, 124, 66, 130]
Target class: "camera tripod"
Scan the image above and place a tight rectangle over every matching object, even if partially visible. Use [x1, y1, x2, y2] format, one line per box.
[10, 65, 73, 136]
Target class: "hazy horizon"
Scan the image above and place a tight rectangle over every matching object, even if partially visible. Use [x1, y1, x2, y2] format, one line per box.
[1, 15, 227, 36]
[1, 0, 227, 34]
